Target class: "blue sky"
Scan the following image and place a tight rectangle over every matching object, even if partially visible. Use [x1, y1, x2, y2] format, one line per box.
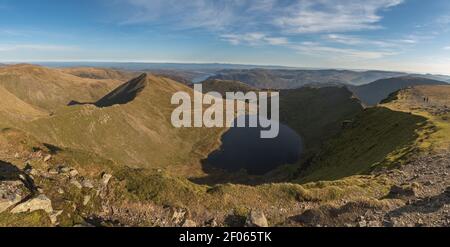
[1, 0, 450, 74]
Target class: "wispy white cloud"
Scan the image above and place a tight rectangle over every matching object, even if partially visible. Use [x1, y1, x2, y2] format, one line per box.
[274, 0, 404, 33]
[291, 42, 397, 59]
[324, 34, 423, 48]
[444, 46, 450, 50]
[116, 0, 403, 34]
[118, 0, 242, 31]
[221, 33, 289, 46]
[113, 0, 405, 61]
[436, 15, 450, 25]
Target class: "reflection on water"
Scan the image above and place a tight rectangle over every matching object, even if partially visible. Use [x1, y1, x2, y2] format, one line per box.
[205, 116, 303, 175]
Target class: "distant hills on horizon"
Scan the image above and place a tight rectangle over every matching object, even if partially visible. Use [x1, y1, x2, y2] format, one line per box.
[1, 61, 449, 79]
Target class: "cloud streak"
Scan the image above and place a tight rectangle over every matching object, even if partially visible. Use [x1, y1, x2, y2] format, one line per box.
[113, 0, 405, 60]
[291, 42, 397, 59]
[221, 33, 289, 46]
[117, 0, 403, 34]
[274, 0, 404, 33]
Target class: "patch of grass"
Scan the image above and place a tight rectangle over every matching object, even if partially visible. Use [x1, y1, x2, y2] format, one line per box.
[0, 211, 52, 227]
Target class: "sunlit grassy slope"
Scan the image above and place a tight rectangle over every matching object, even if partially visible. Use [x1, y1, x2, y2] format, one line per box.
[0, 64, 123, 112]
[382, 85, 450, 152]
[22, 74, 226, 177]
[0, 85, 47, 125]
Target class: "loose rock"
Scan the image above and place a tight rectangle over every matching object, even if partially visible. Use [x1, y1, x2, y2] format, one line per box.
[182, 220, 197, 227]
[43, 155, 52, 162]
[101, 173, 112, 186]
[83, 195, 91, 206]
[70, 179, 82, 190]
[246, 210, 269, 227]
[0, 181, 26, 213]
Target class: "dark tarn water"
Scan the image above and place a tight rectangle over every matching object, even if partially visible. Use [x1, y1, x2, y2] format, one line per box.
[205, 117, 303, 175]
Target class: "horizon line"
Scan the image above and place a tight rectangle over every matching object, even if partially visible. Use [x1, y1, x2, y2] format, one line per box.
[1, 60, 449, 76]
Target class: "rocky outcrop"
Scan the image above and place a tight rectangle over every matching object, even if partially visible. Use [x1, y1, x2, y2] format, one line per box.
[246, 210, 268, 227]
[11, 194, 53, 214]
[0, 181, 28, 213]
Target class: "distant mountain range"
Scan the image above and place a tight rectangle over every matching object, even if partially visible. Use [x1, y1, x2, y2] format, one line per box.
[209, 69, 408, 88]
[33, 62, 293, 71]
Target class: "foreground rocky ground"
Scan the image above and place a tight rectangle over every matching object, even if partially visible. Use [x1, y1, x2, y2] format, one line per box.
[1, 147, 448, 227]
[285, 153, 449, 227]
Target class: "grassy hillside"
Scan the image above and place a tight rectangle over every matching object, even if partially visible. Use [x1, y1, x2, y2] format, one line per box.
[0, 85, 47, 126]
[22, 74, 227, 177]
[349, 76, 448, 106]
[0, 64, 123, 112]
[382, 85, 450, 152]
[60, 67, 137, 81]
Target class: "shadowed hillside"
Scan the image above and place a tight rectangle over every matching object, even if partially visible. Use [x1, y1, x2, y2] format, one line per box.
[297, 107, 428, 182]
[201, 79, 259, 96]
[94, 73, 148, 107]
[280, 87, 364, 153]
[349, 76, 448, 106]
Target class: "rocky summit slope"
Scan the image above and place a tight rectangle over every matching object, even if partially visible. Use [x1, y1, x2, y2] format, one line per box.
[0, 67, 449, 227]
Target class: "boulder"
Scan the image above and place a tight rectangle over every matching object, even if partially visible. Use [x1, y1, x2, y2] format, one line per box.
[70, 179, 83, 190]
[246, 210, 268, 227]
[171, 209, 187, 225]
[182, 220, 197, 227]
[11, 194, 53, 214]
[43, 155, 52, 162]
[101, 173, 113, 186]
[48, 168, 59, 175]
[59, 166, 71, 174]
[50, 210, 63, 225]
[69, 169, 79, 178]
[81, 179, 94, 189]
[0, 181, 28, 213]
[83, 195, 91, 206]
